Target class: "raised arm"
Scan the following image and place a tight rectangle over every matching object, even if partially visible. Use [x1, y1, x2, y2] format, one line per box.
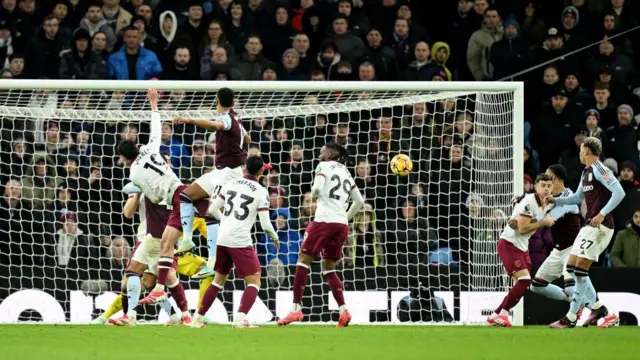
[555, 179, 585, 206]
[595, 168, 625, 216]
[547, 203, 580, 219]
[146, 88, 162, 153]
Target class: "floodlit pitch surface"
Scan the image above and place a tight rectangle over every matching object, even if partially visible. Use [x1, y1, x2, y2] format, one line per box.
[0, 325, 637, 360]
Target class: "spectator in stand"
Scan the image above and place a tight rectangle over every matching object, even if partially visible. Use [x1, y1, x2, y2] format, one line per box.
[78, 2, 116, 52]
[225, 1, 253, 56]
[236, 35, 275, 81]
[159, 122, 189, 169]
[262, 6, 296, 63]
[431, 42, 453, 81]
[343, 203, 384, 268]
[360, 27, 395, 81]
[387, 18, 416, 72]
[159, 46, 198, 80]
[180, 139, 208, 183]
[448, 0, 479, 81]
[277, 48, 308, 81]
[338, 0, 369, 38]
[263, 208, 301, 266]
[328, 13, 364, 65]
[604, 104, 638, 166]
[201, 46, 244, 80]
[601, 10, 634, 56]
[614, 161, 640, 230]
[280, 140, 313, 200]
[131, 13, 158, 52]
[100, 235, 131, 283]
[585, 37, 634, 102]
[386, 198, 432, 266]
[91, 31, 109, 58]
[315, 41, 340, 80]
[181, 2, 206, 49]
[52, 0, 75, 41]
[20, 153, 58, 211]
[519, 1, 546, 52]
[560, 6, 587, 55]
[563, 72, 590, 115]
[48, 211, 97, 276]
[606, 0, 636, 32]
[292, 32, 311, 74]
[560, 126, 588, 190]
[101, 0, 132, 36]
[298, 191, 316, 232]
[156, 10, 193, 69]
[592, 82, 618, 129]
[489, 15, 531, 81]
[59, 28, 107, 79]
[26, 15, 68, 79]
[523, 146, 538, 181]
[0, 179, 34, 266]
[1, 138, 29, 181]
[467, 7, 502, 81]
[7, 53, 25, 78]
[108, 25, 162, 80]
[536, 28, 572, 76]
[399, 41, 437, 81]
[397, 3, 428, 43]
[611, 209, 640, 268]
[0, 16, 15, 68]
[199, 20, 234, 67]
[357, 61, 375, 81]
[585, 109, 604, 139]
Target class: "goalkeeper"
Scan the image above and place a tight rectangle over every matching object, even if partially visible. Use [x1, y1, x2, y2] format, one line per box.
[92, 183, 215, 325]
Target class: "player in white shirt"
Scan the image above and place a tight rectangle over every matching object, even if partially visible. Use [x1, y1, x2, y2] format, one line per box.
[191, 156, 279, 328]
[278, 143, 365, 328]
[487, 173, 556, 327]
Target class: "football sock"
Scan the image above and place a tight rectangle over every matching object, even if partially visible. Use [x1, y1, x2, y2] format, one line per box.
[126, 272, 141, 314]
[563, 279, 575, 298]
[501, 276, 531, 311]
[531, 278, 570, 302]
[206, 223, 220, 267]
[198, 281, 223, 316]
[179, 192, 195, 242]
[583, 276, 598, 309]
[324, 270, 346, 308]
[292, 262, 310, 304]
[198, 276, 214, 309]
[103, 294, 123, 318]
[568, 267, 589, 319]
[156, 257, 173, 287]
[238, 284, 259, 315]
[160, 298, 173, 316]
[168, 280, 188, 312]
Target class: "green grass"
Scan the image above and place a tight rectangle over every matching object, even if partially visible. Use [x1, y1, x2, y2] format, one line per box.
[0, 325, 638, 360]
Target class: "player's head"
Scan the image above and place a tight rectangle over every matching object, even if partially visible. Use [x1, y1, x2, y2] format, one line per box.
[117, 140, 139, 165]
[320, 142, 348, 164]
[245, 155, 265, 179]
[534, 173, 553, 199]
[546, 164, 567, 189]
[579, 136, 602, 165]
[216, 87, 234, 110]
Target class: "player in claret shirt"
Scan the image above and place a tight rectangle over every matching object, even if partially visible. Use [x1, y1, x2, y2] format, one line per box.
[548, 137, 624, 328]
[487, 173, 557, 327]
[277, 143, 365, 327]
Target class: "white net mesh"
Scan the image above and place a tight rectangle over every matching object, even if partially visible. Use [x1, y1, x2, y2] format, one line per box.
[0, 81, 522, 324]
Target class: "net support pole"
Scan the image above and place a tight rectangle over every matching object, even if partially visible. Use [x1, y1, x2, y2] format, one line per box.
[512, 83, 525, 326]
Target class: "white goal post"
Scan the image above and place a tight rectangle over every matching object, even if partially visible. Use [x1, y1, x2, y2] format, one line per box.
[0, 80, 523, 325]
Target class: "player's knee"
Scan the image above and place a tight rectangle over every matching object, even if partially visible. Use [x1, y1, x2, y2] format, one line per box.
[142, 274, 156, 290]
[245, 274, 261, 288]
[321, 260, 337, 272]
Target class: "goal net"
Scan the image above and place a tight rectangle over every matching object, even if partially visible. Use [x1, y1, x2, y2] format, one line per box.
[0, 80, 523, 324]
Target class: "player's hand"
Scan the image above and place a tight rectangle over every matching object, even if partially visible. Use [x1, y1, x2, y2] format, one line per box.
[541, 216, 557, 227]
[271, 235, 280, 250]
[174, 117, 192, 125]
[590, 214, 605, 228]
[545, 195, 556, 204]
[508, 219, 517, 229]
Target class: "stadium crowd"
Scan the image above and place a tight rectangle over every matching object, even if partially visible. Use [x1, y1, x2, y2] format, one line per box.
[1, 0, 640, 293]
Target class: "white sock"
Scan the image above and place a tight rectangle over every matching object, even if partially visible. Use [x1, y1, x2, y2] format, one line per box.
[194, 314, 205, 322]
[126, 310, 136, 319]
[236, 312, 246, 323]
[566, 312, 577, 322]
[590, 300, 602, 310]
[339, 305, 347, 315]
[499, 309, 509, 316]
[292, 303, 302, 312]
[490, 312, 498, 319]
[206, 258, 216, 269]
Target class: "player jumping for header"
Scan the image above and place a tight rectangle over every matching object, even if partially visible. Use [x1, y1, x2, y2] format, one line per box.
[115, 88, 192, 324]
[488, 173, 556, 327]
[278, 142, 365, 327]
[172, 87, 250, 280]
[191, 155, 279, 328]
[140, 87, 250, 304]
[548, 137, 624, 328]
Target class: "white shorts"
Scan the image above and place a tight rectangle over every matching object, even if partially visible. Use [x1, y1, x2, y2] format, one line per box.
[131, 234, 162, 275]
[570, 225, 614, 261]
[535, 247, 572, 282]
[194, 166, 244, 196]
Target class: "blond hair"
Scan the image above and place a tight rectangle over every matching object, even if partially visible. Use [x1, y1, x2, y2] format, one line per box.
[583, 137, 602, 156]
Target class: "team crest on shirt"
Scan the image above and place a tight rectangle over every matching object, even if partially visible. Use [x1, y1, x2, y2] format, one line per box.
[514, 260, 521, 267]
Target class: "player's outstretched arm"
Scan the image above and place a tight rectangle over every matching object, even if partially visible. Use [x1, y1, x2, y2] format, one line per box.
[258, 210, 279, 250]
[208, 194, 225, 221]
[547, 203, 579, 219]
[146, 88, 163, 153]
[346, 187, 365, 221]
[175, 112, 232, 131]
[554, 179, 585, 206]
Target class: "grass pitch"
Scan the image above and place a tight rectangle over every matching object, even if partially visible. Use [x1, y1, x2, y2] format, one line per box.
[0, 325, 637, 360]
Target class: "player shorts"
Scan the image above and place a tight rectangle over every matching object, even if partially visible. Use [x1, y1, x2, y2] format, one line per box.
[175, 252, 207, 277]
[167, 185, 211, 231]
[194, 166, 244, 196]
[497, 239, 531, 276]
[301, 221, 349, 260]
[130, 235, 162, 275]
[214, 245, 261, 278]
[535, 247, 572, 282]
[571, 225, 614, 261]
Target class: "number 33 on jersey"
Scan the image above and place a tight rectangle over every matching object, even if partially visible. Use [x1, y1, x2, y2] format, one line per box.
[313, 161, 359, 225]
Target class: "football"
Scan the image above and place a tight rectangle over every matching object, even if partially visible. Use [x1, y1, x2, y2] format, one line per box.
[390, 154, 413, 176]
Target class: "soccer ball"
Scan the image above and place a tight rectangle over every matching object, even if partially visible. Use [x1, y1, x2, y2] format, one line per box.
[390, 154, 413, 176]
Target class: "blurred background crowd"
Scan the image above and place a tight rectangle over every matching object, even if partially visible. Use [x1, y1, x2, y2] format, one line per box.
[0, 0, 640, 291]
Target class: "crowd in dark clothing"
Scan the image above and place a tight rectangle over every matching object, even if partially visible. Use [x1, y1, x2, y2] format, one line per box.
[1, 0, 640, 290]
